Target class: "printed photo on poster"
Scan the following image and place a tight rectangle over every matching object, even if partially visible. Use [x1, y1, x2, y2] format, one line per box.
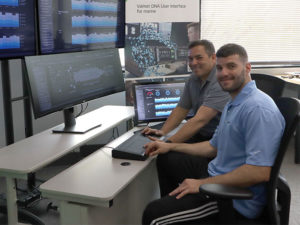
[125, 22, 200, 78]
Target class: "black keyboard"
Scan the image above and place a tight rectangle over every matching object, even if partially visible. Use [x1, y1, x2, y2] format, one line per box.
[149, 122, 164, 130]
[112, 132, 150, 161]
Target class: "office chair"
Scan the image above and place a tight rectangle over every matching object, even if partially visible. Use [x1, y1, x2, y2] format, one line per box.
[251, 73, 286, 100]
[199, 97, 300, 225]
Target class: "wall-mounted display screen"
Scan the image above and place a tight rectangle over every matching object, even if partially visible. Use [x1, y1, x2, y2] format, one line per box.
[0, 0, 36, 59]
[38, 0, 125, 54]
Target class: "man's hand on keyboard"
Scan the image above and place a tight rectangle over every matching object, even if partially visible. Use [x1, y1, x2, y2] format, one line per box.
[144, 141, 172, 156]
[147, 135, 163, 142]
[142, 127, 165, 137]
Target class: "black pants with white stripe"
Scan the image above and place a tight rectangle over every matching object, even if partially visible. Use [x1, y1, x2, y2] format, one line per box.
[142, 192, 219, 225]
[142, 151, 218, 225]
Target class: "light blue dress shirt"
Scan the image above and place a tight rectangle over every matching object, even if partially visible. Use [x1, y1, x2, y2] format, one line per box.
[209, 81, 285, 218]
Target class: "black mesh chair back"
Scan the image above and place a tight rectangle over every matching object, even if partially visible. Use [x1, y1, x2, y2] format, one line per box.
[266, 97, 300, 225]
[251, 73, 286, 100]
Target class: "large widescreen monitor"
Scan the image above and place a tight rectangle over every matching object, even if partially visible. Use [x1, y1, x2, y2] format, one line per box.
[25, 49, 125, 133]
[38, 0, 125, 54]
[0, 0, 36, 59]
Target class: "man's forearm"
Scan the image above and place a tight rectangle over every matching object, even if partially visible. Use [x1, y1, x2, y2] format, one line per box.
[201, 164, 271, 188]
[168, 118, 206, 142]
[170, 141, 217, 158]
[161, 107, 189, 135]
[168, 106, 218, 143]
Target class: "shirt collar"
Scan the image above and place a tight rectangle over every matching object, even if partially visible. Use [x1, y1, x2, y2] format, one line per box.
[229, 80, 257, 106]
[191, 66, 216, 83]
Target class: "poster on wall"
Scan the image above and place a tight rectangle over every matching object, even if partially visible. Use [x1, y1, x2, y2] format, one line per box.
[125, 0, 200, 79]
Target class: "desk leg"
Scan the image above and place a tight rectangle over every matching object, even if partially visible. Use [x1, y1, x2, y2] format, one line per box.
[6, 177, 18, 225]
[60, 201, 89, 225]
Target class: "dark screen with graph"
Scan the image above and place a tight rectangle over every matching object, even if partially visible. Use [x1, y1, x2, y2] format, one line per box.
[38, 0, 125, 54]
[0, 0, 36, 58]
[134, 82, 194, 123]
[25, 49, 125, 119]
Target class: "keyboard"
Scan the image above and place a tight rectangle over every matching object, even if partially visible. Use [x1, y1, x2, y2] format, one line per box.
[112, 132, 150, 161]
[148, 122, 164, 130]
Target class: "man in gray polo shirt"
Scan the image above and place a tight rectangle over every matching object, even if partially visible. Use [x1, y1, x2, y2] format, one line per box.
[143, 40, 229, 143]
[143, 40, 230, 197]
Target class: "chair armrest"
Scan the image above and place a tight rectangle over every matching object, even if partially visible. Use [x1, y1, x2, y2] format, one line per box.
[199, 184, 253, 199]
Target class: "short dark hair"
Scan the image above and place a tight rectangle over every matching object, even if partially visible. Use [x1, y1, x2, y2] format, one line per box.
[188, 39, 215, 57]
[216, 43, 248, 62]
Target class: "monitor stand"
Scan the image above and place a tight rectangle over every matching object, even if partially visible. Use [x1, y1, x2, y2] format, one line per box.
[52, 107, 101, 134]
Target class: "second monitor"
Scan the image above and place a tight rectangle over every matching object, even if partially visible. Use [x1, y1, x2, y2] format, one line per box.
[25, 48, 125, 134]
[133, 81, 194, 124]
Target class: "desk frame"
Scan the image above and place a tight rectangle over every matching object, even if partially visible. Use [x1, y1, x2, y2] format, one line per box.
[0, 105, 134, 225]
[40, 127, 160, 225]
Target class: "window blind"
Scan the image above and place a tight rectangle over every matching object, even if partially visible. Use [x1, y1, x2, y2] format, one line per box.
[201, 0, 300, 63]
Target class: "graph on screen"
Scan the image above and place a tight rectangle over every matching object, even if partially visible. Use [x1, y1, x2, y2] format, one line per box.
[0, 0, 36, 58]
[38, 0, 125, 54]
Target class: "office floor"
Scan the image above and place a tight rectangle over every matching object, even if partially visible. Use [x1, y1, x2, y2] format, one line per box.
[0, 139, 299, 225]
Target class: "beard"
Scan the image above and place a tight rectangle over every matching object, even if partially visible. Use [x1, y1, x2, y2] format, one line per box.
[219, 69, 246, 93]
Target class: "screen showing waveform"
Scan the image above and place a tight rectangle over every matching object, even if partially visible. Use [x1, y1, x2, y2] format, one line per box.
[0, 0, 18, 6]
[0, 0, 36, 58]
[155, 97, 180, 103]
[0, 13, 19, 27]
[38, 0, 124, 54]
[72, 15, 117, 27]
[72, 32, 117, 45]
[134, 82, 194, 123]
[72, 0, 117, 12]
[156, 111, 172, 117]
[0, 35, 20, 49]
[155, 103, 178, 110]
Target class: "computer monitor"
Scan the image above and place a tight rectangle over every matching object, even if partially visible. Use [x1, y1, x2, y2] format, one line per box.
[38, 0, 125, 54]
[25, 48, 125, 133]
[0, 0, 36, 59]
[133, 81, 194, 124]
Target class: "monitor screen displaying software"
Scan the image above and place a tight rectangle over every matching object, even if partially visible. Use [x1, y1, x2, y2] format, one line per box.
[0, 0, 36, 58]
[25, 48, 125, 119]
[134, 82, 193, 123]
[38, 0, 125, 54]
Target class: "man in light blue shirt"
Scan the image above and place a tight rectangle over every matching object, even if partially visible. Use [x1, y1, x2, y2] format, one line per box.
[142, 43, 285, 225]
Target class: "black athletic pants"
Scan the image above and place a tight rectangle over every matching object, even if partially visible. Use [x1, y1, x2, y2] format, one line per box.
[142, 151, 219, 225]
[143, 134, 217, 224]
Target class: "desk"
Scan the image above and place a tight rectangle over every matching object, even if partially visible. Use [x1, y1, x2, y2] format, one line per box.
[275, 75, 300, 86]
[40, 127, 160, 225]
[0, 105, 134, 225]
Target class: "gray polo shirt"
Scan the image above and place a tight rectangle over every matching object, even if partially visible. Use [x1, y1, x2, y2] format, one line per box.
[178, 67, 230, 137]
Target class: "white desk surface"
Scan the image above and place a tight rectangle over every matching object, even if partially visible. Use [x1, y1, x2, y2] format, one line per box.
[275, 75, 300, 86]
[0, 105, 134, 176]
[40, 126, 154, 207]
